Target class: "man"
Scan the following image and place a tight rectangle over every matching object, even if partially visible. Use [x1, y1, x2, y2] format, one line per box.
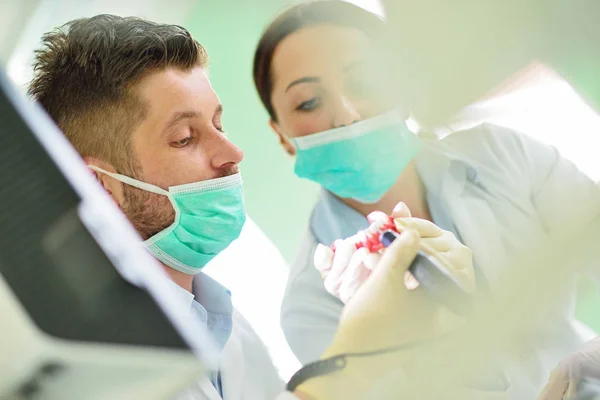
[28, 15, 280, 400]
[28, 15, 441, 400]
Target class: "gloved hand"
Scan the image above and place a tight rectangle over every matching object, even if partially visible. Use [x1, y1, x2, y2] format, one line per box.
[297, 228, 471, 400]
[296, 229, 440, 399]
[538, 336, 600, 400]
[393, 202, 475, 295]
[314, 202, 475, 304]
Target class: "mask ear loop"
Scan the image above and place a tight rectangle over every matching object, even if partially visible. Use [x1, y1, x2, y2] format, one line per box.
[87, 165, 181, 248]
[87, 165, 170, 196]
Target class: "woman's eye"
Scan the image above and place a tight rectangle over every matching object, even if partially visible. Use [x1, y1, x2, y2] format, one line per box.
[296, 97, 321, 112]
[172, 136, 192, 148]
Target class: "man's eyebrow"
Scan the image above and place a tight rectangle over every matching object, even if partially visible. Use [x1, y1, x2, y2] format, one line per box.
[164, 111, 201, 131]
[285, 76, 321, 92]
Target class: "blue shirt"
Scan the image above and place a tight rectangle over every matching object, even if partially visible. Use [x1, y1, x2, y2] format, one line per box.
[311, 188, 461, 249]
[170, 273, 233, 397]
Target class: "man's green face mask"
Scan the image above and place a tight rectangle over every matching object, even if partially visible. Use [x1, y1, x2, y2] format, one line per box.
[90, 166, 246, 274]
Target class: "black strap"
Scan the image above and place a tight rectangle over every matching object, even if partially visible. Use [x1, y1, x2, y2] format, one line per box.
[285, 335, 447, 392]
[286, 354, 348, 392]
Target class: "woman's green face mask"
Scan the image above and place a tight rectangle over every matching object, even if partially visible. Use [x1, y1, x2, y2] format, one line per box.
[292, 110, 420, 203]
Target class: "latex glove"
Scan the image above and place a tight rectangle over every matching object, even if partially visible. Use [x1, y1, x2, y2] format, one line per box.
[314, 202, 475, 304]
[393, 203, 476, 293]
[538, 336, 600, 400]
[297, 230, 467, 399]
[297, 229, 442, 399]
[313, 202, 414, 303]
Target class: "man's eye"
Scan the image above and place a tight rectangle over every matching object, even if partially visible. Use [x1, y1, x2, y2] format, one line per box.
[172, 137, 192, 148]
[296, 97, 321, 112]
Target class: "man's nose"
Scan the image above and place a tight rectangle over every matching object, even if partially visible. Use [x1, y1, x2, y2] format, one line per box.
[209, 131, 244, 173]
[332, 96, 361, 128]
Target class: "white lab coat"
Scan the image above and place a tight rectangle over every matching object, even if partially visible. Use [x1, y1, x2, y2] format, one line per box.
[281, 123, 600, 399]
[176, 309, 286, 400]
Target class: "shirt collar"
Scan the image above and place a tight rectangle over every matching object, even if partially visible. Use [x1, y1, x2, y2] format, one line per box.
[164, 277, 196, 309]
[191, 272, 233, 316]
[310, 189, 369, 246]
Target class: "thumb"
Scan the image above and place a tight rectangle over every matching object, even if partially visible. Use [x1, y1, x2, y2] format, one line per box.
[391, 201, 412, 218]
[370, 230, 420, 286]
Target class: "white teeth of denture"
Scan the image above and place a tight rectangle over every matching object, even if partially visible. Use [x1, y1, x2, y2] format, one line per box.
[370, 218, 387, 234]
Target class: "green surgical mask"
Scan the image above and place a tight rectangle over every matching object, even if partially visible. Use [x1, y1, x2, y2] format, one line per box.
[292, 109, 420, 203]
[90, 166, 246, 274]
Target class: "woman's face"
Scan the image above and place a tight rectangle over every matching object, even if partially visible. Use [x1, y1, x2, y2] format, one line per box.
[269, 25, 393, 155]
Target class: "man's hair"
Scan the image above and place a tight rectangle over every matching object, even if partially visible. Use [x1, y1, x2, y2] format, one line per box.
[28, 15, 208, 175]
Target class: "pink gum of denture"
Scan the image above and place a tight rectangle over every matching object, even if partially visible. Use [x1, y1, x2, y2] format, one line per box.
[331, 211, 398, 254]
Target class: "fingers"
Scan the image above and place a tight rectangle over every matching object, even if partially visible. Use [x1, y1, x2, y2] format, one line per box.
[404, 271, 420, 290]
[314, 244, 334, 279]
[537, 366, 570, 400]
[420, 235, 453, 253]
[391, 201, 412, 218]
[421, 234, 472, 269]
[395, 217, 444, 238]
[324, 239, 357, 295]
[371, 229, 420, 285]
[363, 251, 381, 270]
[339, 254, 372, 303]
[565, 378, 578, 399]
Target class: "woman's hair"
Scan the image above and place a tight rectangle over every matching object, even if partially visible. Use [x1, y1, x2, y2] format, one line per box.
[252, 0, 384, 121]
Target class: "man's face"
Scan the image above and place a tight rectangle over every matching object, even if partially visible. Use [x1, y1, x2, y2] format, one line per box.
[118, 66, 244, 239]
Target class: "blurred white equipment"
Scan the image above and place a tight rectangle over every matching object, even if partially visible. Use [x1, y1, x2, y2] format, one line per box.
[382, 0, 600, 127]
[0, 66, 216, 400]
[1, 0, 196, 87]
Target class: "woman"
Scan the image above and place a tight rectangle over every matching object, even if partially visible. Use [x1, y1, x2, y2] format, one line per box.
[252, 0, 600, 397]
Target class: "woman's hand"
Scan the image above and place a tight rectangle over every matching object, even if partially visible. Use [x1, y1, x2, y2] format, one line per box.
[296, 230, 429, 399]
[538, 336, 600, 400]
[393, 203, 475, 294]
[314, 202, 475, 304]
[298, 229, 464, 399]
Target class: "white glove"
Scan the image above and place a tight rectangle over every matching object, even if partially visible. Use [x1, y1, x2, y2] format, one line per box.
[314, 202, 475, 304]
[538, 336, 600, 400]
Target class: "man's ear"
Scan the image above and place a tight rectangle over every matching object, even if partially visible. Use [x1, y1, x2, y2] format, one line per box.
[269, 120, 296, 156]
[83, 157, 126, 207]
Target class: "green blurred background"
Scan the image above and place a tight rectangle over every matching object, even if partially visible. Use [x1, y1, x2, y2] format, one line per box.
[186, 0, 320, 263]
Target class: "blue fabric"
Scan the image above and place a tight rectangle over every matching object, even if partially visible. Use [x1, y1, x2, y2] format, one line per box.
[190, 273, 233, 397]
[310, 188, 460, 246]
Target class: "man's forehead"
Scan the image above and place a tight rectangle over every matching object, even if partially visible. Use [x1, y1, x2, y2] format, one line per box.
[134, 66, 216, 105]
[128, 66, 220, 140]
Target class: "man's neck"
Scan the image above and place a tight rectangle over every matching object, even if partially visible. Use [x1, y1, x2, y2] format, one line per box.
[161, 264, 194, 292]
[341, 162, 432, 221]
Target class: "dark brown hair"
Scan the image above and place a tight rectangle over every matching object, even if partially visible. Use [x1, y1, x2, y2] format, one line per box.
[252, 0, 384, 122]
[28, 15, 208, 175]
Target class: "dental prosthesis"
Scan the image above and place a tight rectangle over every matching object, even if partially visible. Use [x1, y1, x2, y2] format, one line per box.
[331, 211, 399, 254]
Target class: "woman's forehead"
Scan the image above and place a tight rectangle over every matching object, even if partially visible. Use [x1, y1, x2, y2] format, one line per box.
[270, 25, 372, 90]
